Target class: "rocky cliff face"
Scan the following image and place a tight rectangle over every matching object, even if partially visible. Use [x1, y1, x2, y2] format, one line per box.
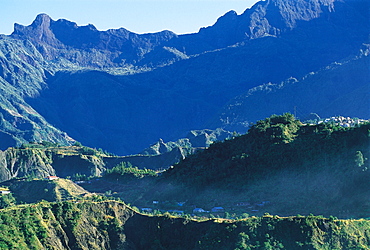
[0, 36, 75, 149]
[0, 144, 192, 183]
[0, 146, 108, 182]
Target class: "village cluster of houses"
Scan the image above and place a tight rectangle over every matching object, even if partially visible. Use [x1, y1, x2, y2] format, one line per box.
[138, 200, 271, 216]
[315, 116, 368, 127]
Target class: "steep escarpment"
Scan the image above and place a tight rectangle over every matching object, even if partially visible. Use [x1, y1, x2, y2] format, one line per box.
[0, 142, 197, 182]
[0, 127, 235, 182]
[0, 201, 135, 249]
[0, 147, 56, 181]
[0, 146, 108, 182]
[143, 0, 365, 58]
[0, 36, 75, 149]
[0, 200, 369, 249]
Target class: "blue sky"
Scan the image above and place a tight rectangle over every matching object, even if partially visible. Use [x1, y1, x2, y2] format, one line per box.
[0, 0, 260, 35]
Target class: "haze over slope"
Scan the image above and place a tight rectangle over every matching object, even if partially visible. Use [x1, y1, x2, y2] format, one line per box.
[0, 0, 368, 154]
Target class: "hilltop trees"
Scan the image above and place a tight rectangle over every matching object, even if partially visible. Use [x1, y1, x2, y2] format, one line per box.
[355, 151, 366, 170]
[164, 114, 370, 188]
[248, 113, 301, 144]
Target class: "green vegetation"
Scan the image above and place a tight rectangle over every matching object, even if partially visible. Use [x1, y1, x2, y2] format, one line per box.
[0, 200, 369, 249]
[0, 193, 16, 209]
[122, 114, 368, 218]
[104, 162, 158, 179]
[0, 205, 49, 249]
[120, 207, 370, 249]
[19, 141, 60, 149]
[165, 113, 370, 188]
[79, 114, 370, 219]
[4, 178, 90, 204]
[0, 200, 134, 249]
[0, 114, 369, 249]
[0, 144, 129, 182]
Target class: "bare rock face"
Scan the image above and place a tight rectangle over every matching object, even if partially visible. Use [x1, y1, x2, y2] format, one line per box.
[0, 146, 109, 182]
[13, 14, 58, 45]
[269, 0, 335, 28]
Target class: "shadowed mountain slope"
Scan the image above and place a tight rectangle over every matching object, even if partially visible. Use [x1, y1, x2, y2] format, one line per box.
[0, 0, 367, 154]
[29, 0, 369, 154]
[212, 48, 370, 131]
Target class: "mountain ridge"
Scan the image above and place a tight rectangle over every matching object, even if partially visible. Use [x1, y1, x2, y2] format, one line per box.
[11, 13, 177, 66]
[0, 0, 368, 154]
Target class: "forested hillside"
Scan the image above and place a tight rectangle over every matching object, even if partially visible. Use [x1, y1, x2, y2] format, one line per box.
[167, 114, 370, 185]
[158, 114, 370, 217]
[0, 200, 369, 249]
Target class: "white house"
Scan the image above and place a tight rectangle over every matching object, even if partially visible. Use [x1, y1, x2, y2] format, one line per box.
[141, 208, 153, 213]
[45, 176, 59, 180]
[193, 208, 207, 213]
[211, 207, 225, 213]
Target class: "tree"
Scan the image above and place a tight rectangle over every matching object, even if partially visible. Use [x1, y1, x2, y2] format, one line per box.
[73, 141, 82, 147]
[248, 113, 301, 144]
[0, 193, 16, 209]
[355, 151, 366, 170]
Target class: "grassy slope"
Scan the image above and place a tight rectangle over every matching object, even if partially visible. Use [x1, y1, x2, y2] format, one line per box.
[8, 178, 90, 203]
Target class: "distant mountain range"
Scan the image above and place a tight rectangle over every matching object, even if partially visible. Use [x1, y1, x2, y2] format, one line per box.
[0, 0, 368, 155]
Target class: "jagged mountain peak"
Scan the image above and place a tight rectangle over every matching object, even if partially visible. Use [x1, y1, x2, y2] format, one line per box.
[12, 13, 57, 44]
[11, 13, 176, 43]
[31, 13, 53, 26]
[218, 10, 238, 20]
[166, 0, 347, 56]
[12, 14, 103, 45]
[8, 13, 177, 66]
[208, 10, 239, 29]
[240, 0, 337, 32]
